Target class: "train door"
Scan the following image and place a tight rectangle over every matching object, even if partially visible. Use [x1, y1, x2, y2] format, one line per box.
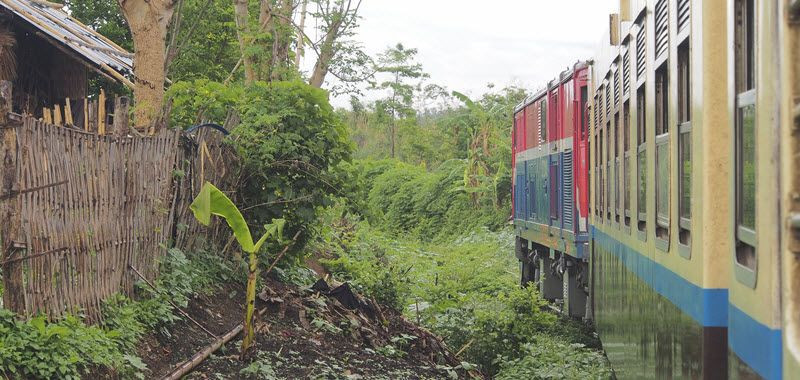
[549, 88, 561, 231]
[577, 81, 589, 233]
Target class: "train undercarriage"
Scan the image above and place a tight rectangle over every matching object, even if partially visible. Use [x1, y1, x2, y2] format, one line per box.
[515, 236, 590, 319]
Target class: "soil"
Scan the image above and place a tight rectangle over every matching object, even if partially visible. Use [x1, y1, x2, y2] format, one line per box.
[136, 274, 470, 379]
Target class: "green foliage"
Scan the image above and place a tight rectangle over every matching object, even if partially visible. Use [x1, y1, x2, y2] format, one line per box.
[338, 159, 508, 241]
[316, 201, 606, 376]
[167, 80, 243, 127]
[495, 337, 612, 380]
[190, 182, 287, 353]
[170, 80, 352, 259]
[167, 0, 241, 82]
[191, 182, 281, 254]
[0, 248, 237, 379]
[239, 354, 278, 380]
[374, 333, 418, 358]
[0, 310, 123, 380]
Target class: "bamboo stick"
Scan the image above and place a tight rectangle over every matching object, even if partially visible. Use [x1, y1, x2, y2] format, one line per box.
[161, 322, 244, 380]
[83, 98, 88, 131]
[98, 89, 106, 135]
[43, 107, 52, 124]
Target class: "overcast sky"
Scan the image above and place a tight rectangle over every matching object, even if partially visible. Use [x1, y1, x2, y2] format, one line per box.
[301, 0, 618, 108]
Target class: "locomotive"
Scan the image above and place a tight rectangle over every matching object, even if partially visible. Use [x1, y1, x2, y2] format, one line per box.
[512, 1, 800, 379]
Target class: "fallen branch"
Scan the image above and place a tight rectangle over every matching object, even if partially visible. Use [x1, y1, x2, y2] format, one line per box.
[263, 230, 303, 276]
[161, 321, 244, 380]
[158, 230, 303, 378]
[129, 265, 218, 339]
[454, 338, 474, 357]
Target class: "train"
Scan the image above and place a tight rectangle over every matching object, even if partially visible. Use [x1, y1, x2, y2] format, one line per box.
[511, 1, 800, 379]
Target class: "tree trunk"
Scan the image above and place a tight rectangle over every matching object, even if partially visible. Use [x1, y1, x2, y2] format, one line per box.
[118, 0, 176, 131]
[269, 0, 293, 81]
[294, 0, 307, 68]
[308, 22, 340, 88]
[241, 249, 258, 355]
[233, 0, 256, 84]
[390, 122, 395, 158]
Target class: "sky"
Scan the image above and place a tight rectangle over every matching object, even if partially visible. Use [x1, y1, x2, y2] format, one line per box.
[301, 0, 618, 108]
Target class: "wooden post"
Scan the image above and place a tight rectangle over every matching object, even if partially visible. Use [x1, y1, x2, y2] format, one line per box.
[0, 81, 24, 312]
[113, 96, 129, 137]
[64, 98, 73, 126]
[43, 107, 52, 124]
[83, 98, 89, 131]
[98, 89, 106, 135]
[53, 104, 62, 125]
[88, 100, 96, 133]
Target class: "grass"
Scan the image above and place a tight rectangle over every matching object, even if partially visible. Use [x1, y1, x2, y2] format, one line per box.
[315, 207, 610, 377]
[0, 248, 240, 380]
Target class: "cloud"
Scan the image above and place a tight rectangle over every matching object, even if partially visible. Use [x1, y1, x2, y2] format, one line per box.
[302, 0, 617, 108]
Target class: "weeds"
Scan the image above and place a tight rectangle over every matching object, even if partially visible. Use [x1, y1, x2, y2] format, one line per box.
[0, 247, 239, 379]
[316, 203, 609, 377]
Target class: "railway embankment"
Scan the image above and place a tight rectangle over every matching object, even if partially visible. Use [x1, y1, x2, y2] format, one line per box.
[308, 158, 613, 378]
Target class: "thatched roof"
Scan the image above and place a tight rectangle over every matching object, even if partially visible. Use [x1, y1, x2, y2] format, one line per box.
[0, 0, 133, 87]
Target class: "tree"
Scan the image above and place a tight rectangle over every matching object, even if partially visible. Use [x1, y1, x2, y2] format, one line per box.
[117, 0, 177, 130]
[449, 86, 526, 208]
[307, 0, 364, 89]
[165, 0, 240, 82]
[373, 43, 427, 158]
[232, 0, 298, 84]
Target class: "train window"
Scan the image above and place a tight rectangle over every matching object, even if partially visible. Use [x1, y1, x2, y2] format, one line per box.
[623, 101, 631, 227]
[540, 100, 547, 143]
[594, 96, 601, 217]
[636, 20, 646, 79]
[636, 86, 647, 236]
[606, 120, 612, 221]
[595, 132, 600, 217]
[600, 128, 604, 218]
[734, 0, 756, 274]
[655, 64, 670, 246]
[678, 40, 692, 252]
[614, 112, 620, 225]
[581, 86, 588, 140]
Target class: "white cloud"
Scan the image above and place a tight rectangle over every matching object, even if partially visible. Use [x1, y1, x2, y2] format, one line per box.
[301, 0, 618, 108]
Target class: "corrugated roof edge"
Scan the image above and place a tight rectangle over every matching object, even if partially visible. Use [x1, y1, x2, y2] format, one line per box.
[1, 0, 134, 88]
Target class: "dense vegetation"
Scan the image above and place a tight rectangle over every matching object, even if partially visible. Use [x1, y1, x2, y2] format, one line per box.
[0, 249, 239, 379]
[0, 0, 616, 377]
[315, 159, 610, 377]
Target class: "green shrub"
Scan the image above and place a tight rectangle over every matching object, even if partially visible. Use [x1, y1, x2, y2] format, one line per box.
[0, 248, 238, 379]
[495, 337, 612, 380]
[169, 79, 353, 261]
[316, 208, 607, 376]
[360, 159, 508, 241]
[0, 310, 124, 379]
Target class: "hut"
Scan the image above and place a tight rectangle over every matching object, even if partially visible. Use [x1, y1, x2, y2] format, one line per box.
[0, 0, 132, 122]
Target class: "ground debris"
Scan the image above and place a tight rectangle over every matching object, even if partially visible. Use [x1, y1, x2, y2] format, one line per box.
[134, 272, 472, 379]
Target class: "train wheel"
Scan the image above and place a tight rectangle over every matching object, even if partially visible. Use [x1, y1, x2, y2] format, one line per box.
[563, 259, 588, 318]
[540, 252, 562, 300]
[521, 260, 535, 286]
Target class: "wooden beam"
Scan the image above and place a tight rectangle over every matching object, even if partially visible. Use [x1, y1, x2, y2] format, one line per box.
[0, 80, 24, 312]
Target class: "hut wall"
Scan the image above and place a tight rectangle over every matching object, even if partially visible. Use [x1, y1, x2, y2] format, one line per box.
[8, 18, 87, 116]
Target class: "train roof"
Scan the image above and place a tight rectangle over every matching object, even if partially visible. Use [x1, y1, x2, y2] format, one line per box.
[513, 60, 591, 114]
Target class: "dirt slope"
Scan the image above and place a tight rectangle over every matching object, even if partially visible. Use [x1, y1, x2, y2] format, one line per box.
[136, 274, 469, 379]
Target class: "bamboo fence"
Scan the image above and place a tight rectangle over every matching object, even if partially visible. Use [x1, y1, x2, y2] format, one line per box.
[0, 84, 240, 321]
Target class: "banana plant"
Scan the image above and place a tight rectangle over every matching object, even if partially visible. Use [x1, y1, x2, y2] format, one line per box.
[190, 181, 285, 355]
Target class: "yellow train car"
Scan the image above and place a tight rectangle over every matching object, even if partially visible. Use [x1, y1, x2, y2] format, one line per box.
[781, 2, 800, 379]
[585, 0, 799, 378]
